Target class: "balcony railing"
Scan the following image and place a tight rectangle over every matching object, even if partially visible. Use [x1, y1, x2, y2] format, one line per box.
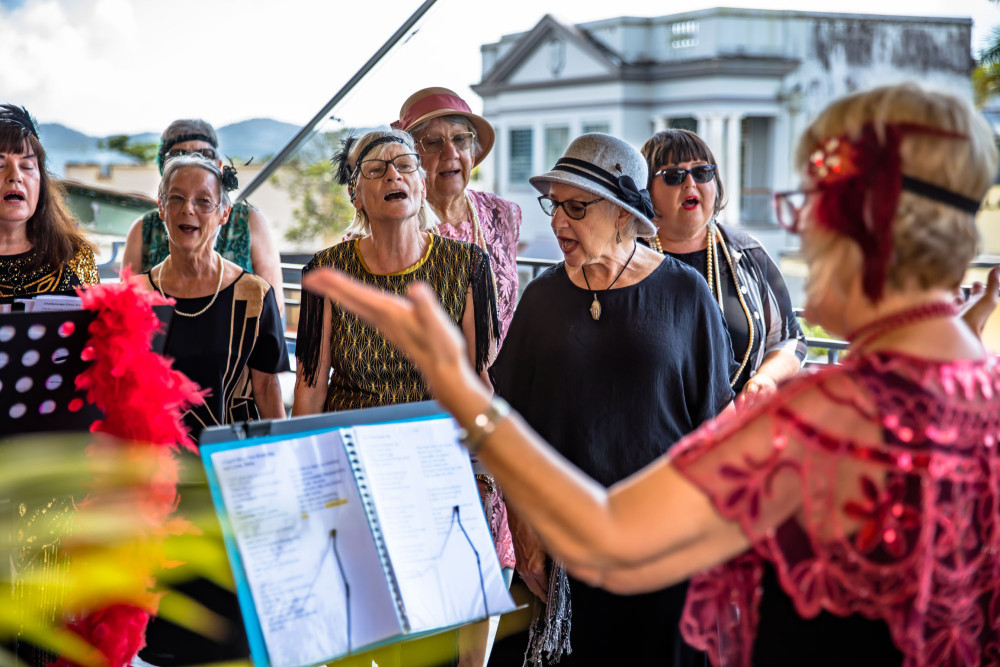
[280, 256, 850, 365]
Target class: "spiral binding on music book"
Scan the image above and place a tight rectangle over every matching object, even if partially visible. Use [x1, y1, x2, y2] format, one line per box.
[341, 429, 411, 633]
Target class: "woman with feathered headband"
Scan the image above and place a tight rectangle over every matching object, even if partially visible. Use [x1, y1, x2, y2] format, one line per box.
[0, 103, 99, 302]
[121, 118, 285, 316]
[293, 128, 498, 416]
[293, 130, 499, 667]
[302, 83, 1000, 666]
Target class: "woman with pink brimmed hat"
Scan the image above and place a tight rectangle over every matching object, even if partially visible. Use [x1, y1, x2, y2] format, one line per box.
[394, 87, 520, 667]
[393, 87, 521, 345]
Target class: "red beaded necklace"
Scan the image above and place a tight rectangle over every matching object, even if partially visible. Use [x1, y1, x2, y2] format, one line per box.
[846, 301, 959, 352]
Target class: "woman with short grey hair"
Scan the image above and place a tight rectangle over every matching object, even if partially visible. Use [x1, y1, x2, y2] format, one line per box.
[491, 132, 735, 666]
[293, 128, 498, 415]
[136, 153, 289, 666]
[122, 117, 285, 315]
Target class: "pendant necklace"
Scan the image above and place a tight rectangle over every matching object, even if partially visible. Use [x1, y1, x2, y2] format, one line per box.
[581, 240, 637, 321]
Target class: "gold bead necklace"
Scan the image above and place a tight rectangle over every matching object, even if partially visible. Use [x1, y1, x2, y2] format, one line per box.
[654, 224, 755, 387]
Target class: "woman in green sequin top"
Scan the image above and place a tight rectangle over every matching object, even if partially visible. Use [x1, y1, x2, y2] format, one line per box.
[121, 118, 284, 315]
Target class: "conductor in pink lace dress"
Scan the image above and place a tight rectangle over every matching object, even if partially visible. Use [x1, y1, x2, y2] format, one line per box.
[301, 82, 1000, 667]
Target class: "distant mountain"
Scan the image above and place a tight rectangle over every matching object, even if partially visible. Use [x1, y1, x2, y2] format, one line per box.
[38, 123, 98, 152]
[218, 118, 299, 162]
[35, 118, 301, 176]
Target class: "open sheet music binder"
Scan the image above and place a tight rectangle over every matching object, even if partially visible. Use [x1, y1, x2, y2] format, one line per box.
[200, 402, 516, 667]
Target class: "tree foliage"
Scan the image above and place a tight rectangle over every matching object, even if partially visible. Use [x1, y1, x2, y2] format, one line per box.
[973, 9, 1000, 108]
[272, 130, 355, 247]
[100, 134, 159, 163]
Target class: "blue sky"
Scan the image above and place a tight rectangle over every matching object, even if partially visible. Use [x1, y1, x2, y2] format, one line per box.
[2, 0, 997, 136]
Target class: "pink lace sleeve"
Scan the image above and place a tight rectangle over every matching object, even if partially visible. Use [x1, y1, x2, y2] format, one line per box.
[669, 355, 1000, 667]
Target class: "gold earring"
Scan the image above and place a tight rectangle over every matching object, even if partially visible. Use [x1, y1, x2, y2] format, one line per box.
[616, 229, 622, 244]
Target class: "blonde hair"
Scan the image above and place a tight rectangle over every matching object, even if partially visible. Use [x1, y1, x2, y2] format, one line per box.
[798, 83, 997, 301]
[343, 128, 432, 237]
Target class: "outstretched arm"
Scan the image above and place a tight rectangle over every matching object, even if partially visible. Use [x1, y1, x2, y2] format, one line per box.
[120, 216, 146, 277]
[301, 269, 752, 591]
[959, 266, 1000, 340]
[248, 208, 285, 317]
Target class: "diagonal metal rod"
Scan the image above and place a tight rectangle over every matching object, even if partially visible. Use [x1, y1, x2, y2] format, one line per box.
[237, 0, 439, 201]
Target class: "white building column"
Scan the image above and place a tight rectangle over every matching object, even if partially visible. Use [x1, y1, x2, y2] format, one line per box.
[652, 116, 668, 133]
[724, 113, 743, 226]
[698, 114, 724, 161]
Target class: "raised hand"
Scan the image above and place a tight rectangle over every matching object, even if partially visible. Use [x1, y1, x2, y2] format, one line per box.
[959, 266, 1000, 339]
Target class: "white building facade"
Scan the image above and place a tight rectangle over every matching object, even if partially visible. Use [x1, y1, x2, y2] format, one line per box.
[472, 9, 975, 253]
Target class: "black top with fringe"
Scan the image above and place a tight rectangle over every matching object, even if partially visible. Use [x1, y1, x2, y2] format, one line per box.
[296, 235, 498, 411]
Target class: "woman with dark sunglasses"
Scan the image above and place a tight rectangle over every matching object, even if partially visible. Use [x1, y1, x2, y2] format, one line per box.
[641, 129, 806, 407]
[301, 83, 1000, 667]
[122, 118, 284, 316]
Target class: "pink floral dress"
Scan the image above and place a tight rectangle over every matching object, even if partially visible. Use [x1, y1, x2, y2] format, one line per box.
[670, 351, 1000, 666]
[431, 189, 520, 571]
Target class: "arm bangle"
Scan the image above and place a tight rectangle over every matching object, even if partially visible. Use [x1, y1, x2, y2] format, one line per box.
[458, 397, 511, 455]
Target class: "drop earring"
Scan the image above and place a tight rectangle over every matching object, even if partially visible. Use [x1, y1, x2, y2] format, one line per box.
[616, 229, 622, 244]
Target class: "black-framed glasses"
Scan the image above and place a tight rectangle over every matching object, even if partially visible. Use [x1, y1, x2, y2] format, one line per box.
[537, 195, 604, 220]
[358, 153, 421, 179]
[416, 132, 476, 154]
[165, 147, 218, 161]
[655, 165, 716, 186]
[772, 190, 817, 232]
[164, 194, 222, 214]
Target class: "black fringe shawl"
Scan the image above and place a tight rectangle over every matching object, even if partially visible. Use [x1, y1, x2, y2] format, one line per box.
[470, 246, 500, 374]
[295, 254, 328, 388]
[295, 242, 500, 387]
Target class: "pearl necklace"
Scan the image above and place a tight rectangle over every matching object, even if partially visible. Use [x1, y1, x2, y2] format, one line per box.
[157, 251, 224, 318]
[581, 241, 637, 321]
[428, 192, 487, 252]
[652, 224, 755, 387]
[429, 191, 499, 301]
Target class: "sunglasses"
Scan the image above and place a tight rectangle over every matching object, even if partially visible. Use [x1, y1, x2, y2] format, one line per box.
[165, 147, 218, 161]
[654, 165, 716, 186]
[416, 132, 476, 154]
[537, 195, 604, 220]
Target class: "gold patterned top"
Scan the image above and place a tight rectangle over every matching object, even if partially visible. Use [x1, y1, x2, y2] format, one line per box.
[297, 234, 498, 412]
[0, 245, 99, 302]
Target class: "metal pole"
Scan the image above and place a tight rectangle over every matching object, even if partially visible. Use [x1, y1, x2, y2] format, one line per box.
[237, 0, 439, 201]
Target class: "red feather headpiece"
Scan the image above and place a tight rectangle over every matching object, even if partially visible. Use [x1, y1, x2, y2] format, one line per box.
[806, 122, 973, 302]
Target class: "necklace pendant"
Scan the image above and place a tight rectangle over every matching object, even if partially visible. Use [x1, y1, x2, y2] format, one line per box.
[590, 295, 601, 321]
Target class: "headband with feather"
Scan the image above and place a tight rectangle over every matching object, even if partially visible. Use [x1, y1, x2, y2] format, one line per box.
[0, 104, 39, 139]
[332, 134, 406, 202]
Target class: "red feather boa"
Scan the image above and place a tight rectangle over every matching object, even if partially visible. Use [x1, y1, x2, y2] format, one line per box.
[51, 271, 203, 667]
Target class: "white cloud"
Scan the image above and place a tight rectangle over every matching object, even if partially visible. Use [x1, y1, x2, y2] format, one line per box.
[0, 0, 996, 136]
